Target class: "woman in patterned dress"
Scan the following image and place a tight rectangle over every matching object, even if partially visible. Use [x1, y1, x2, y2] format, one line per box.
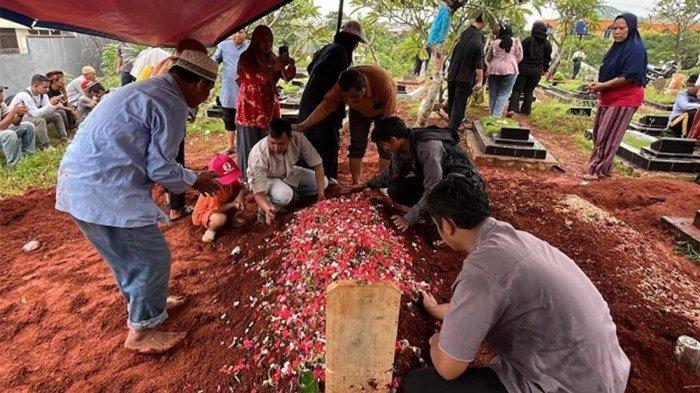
[235, 25, 296, 180]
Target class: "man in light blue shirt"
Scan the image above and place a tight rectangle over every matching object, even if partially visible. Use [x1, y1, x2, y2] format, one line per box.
[212, 30, 249, 154]
[55, 50, 222, 354]
[667, 73, 699, 138]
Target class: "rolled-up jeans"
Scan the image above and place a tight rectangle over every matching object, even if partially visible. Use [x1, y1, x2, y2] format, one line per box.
[73, 218, 171, 331]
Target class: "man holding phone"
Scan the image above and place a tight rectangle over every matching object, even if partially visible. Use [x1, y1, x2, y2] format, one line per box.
[10, 74, 68, 147]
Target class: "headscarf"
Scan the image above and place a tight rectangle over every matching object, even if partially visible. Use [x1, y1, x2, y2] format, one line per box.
[238, 25, 274, 74]
[498, 23, 513, 53]
[598, 13, 648, 86]
[523, 21, 549, 61]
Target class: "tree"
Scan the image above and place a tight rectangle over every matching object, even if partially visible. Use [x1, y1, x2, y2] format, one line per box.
[545, 0, 603, 78]
[651, 0, 700, 68]
[258, 0, 333, 63]
[353, 0, 542, 126]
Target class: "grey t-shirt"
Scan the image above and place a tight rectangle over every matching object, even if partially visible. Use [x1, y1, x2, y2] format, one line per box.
[439, 217, 630, 393]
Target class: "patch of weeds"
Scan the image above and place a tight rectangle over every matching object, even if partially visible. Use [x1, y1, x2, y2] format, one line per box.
[479, 116, 518, 136]
[0, 145, 67, 199]
[530, 101, 591, 135]
[622, 134, 652, 150]
[644, 87, 676, 105]
[674, 241, 700, 264]
[406, 100, 421, 118]
[187, 117, 225, 136]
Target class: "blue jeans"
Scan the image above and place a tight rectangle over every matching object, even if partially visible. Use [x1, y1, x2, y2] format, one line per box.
[73, 218, 171, 330]
[1, 122, 36, 167]
[488, 74, 517, 117]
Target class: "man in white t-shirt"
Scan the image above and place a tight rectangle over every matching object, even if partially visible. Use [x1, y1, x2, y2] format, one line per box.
[9, 74, 68, 147]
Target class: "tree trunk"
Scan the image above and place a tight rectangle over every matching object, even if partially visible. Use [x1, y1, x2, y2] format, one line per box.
[414, 44, 446, 127]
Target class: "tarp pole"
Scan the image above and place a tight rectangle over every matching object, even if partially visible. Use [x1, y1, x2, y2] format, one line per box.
[336, 0, 344, 33]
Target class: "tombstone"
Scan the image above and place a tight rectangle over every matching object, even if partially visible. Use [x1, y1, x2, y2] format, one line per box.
[652, 77, 666, 92]
[325, 281, 401, 393]
[649, 138, 696, 155]
[568, 107, 592, 116]
[207, 105, 224, 119]
[499, 126, 530, 140]
[397, 84, 407, 94]
[641, 115, 671, 128]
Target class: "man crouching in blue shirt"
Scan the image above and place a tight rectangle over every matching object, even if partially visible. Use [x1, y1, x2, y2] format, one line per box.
[55, 50, 222, 354]
[405, 174, 630, 393]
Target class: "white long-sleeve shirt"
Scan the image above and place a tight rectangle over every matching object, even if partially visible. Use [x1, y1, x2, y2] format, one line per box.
[10, 88, 59, 118]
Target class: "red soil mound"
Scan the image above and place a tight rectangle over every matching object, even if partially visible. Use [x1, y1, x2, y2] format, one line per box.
[1, 111, 698, 391]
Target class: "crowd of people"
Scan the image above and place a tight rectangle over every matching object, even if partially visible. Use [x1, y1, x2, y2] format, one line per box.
[0, 66, 108, 168]
[42, 7, 642, 389]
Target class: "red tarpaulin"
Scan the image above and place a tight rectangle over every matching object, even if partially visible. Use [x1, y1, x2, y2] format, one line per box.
[0, 0, 295, 46]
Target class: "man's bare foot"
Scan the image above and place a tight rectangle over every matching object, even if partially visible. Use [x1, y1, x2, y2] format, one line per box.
[202, 229, 216, 243]
[124, 329, 186, 354]
[166, 295, 186, 310]
[438, 108, 449, 119]
[581, 173, 598, 181]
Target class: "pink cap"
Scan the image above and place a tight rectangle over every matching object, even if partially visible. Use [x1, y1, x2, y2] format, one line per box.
[80, 79, 92, 90]
[208, 154, 242, 185]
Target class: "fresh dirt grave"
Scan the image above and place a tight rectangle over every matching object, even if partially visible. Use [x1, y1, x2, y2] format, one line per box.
[1, 104, 699, 392]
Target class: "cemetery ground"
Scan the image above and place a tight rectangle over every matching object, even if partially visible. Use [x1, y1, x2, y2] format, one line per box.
[0, 98, 699, 392]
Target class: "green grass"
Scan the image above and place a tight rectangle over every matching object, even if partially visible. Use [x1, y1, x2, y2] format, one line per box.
[479, 116, 518, 136]
[0, 145, 67, 199]
[675, 241, 700, 264]
[622, 134, 652, 150]
[279, 81, 301, 94]
[529, 102, 591, 135]
[555, 81, 584, 93]
[644, 87, 676, 105]
[186, 116, 226, 136]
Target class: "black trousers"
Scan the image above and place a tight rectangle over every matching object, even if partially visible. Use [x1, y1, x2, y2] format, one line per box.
[121, 71, 136, 86]
[387, 175, 424, 207]
[445, 81, 474, 131]
[403, 367, 507, 393]
[508, 71, 541, 115]
[168, 139, 186, 211]
[305, 116, 341, 179]
[571, 62, 581, 79]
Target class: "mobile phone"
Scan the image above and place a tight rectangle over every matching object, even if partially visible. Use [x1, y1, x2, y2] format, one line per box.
[278, 45, 289, 60]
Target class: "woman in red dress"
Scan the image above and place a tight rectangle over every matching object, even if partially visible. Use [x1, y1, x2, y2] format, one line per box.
[235, 25, 296, 181]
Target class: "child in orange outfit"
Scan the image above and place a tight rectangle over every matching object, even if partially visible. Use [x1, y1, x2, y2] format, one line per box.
[192, 154, 246, 243]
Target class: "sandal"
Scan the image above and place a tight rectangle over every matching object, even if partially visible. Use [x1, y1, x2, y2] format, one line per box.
[169, 205, 194, 222]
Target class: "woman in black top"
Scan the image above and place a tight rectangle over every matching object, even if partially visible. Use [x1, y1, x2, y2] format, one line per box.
[507, 21, 552, 116]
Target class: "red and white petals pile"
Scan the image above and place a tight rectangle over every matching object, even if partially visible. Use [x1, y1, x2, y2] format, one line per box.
[221, 195, 428, 390]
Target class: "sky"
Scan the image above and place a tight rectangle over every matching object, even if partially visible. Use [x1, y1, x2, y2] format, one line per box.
[312, 0, 657, 21]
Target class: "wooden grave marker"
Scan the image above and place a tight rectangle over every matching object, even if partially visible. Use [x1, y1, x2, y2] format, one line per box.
[325, 280, 401, 392]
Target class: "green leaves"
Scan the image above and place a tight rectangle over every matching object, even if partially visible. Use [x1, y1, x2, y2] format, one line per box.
[298, 370, 320, 393]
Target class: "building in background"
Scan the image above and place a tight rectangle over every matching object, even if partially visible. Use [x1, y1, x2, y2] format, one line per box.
[0, 18, 110, 95]
[544, 5, 700, 39]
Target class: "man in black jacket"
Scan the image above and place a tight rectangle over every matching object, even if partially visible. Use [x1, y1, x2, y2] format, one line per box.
[299, 21, 366, 182]
[444, 15, 486, 132]
[351, 116, 481, 231]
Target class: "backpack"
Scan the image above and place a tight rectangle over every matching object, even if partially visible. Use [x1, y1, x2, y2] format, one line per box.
[408, 126, 481, 183]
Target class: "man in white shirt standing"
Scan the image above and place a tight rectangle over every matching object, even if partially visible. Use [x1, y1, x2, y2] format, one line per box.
[10, 74, 67, 148]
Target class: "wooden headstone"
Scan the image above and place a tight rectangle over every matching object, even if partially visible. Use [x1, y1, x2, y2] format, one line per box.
[325, 280, 401, 392]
